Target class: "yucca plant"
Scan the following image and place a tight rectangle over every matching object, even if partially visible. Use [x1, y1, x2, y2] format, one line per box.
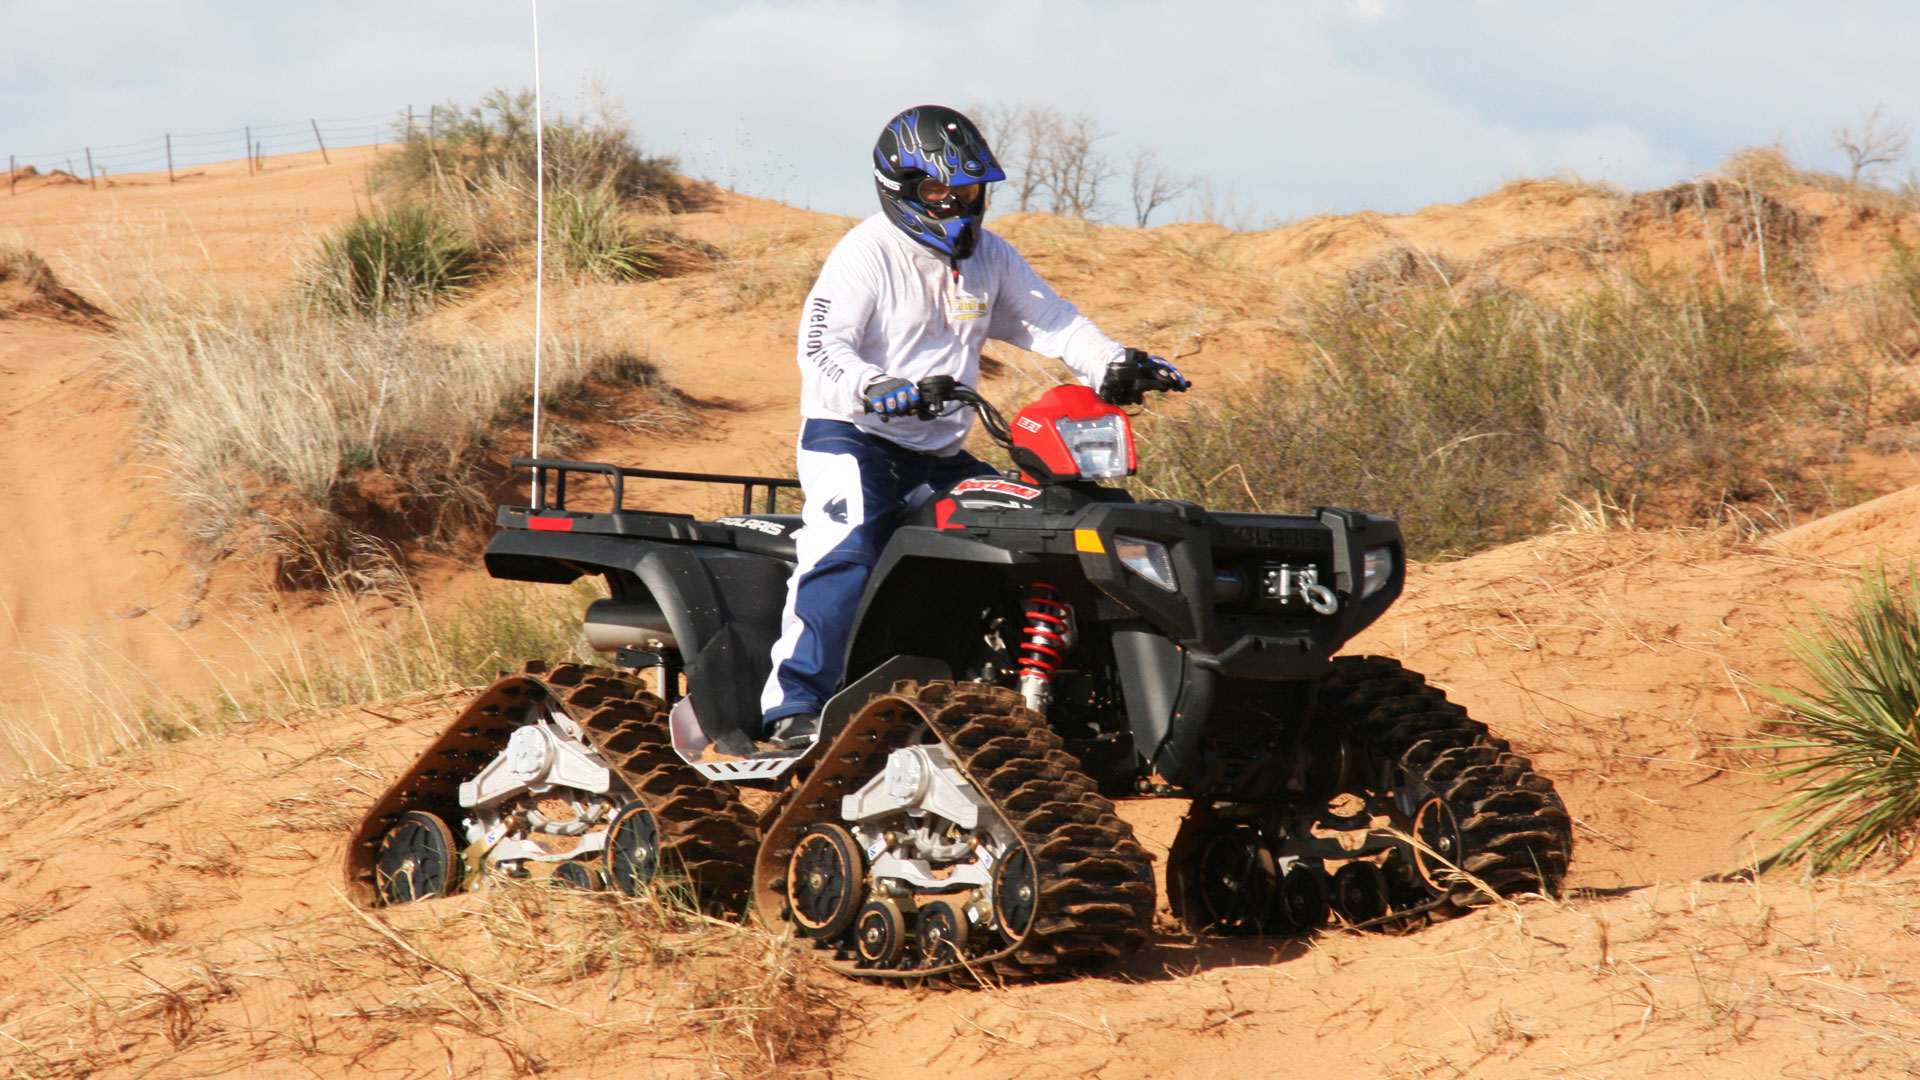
[547, 186, 655, 280]
[300, 201, 482, 317]
[1756, 561, 1920, 873]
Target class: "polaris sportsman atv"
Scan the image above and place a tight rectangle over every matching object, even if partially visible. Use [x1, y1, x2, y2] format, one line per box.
[346, 367, 1572, 980]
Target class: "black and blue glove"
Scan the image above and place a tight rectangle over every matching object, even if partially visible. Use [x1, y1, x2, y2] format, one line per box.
[1133, 350, 1190, 392]
[1102, 348, 1191, 405]
[863, 376, 922, 419]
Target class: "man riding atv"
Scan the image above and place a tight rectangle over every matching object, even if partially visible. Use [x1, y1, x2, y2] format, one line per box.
[759, 104, 1190, 750]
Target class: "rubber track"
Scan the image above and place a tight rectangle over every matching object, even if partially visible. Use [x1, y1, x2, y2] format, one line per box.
[753, 680, 1156, 981]
[1321, 655, 1572, 903]
[343, 664, 759, 909]
[539, 663, 761, 907]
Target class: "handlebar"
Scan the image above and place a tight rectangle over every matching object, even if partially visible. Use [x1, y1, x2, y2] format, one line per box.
[862, 358, 1182, 444]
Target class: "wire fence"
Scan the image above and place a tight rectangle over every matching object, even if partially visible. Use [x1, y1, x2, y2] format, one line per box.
[3, 110, 426, 193]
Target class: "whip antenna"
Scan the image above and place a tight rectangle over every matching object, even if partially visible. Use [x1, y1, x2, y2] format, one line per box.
[529, 0, 547, 470]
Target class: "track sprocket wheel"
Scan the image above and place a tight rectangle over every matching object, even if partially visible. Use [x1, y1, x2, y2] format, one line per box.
[787, 824, 864, 941]
[1321, 655, 1572, 906]
[376, 811, 460, 904]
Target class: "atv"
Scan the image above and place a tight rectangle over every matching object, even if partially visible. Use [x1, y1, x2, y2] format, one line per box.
[345, 367, 1571, 981]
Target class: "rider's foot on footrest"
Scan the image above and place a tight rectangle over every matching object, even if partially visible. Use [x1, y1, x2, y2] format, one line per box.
[766, 713, 819, 751]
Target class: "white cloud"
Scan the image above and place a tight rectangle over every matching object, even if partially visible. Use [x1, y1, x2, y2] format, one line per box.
[3, 1, 1920, 221]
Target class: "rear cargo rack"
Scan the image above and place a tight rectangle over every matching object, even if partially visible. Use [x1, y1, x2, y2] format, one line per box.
[512, 457, 801, 516]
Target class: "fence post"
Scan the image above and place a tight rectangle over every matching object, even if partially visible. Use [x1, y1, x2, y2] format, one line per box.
[84, 147, 96, 189]
[8, 155, 15, 196]
[166, 134, 174, 184]
[311, 118, 330, 164]
[244, 126, 253, 174]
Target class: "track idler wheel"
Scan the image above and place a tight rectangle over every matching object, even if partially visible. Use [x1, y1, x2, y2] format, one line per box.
[375, 811, 461, 904]
[552, 861, 602, 890]
[1275, 865, 1330, 931]
[854, 899, 908, 969]
[1331, 861, 1392, 924]
[992, 847, 1037, 943]
[605, 803, 661, 896]
[787, 825, 864, 941]
[1410, 796, 1466, 896]
[916, 898, 970, 967]
[1195, 825, 1277, 933]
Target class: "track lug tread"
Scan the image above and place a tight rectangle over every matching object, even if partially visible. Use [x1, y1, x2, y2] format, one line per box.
[756, 680, 1153, 982]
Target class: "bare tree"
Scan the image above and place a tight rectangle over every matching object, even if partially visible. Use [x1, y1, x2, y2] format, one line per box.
[1834, 105, 1910, 185]
[966, 101, 1112, 219]
[1129, 147, 1199, 227]
[1042, 113, 1114, 218]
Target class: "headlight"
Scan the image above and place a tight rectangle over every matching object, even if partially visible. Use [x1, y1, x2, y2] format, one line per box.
[1054, 415, 1130, 480]
[1362, 545, 1395, 599]
[1114, 534, 1177, 592]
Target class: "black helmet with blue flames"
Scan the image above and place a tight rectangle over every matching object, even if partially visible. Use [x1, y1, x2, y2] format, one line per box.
[872, 105, 1006, 260]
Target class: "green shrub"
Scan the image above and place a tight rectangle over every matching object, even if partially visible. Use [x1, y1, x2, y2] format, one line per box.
[1543, 279, 1795, 508]
[1135, 274, 1798, 558]
[548, 186, 656, 280]
[299, 202, 481, 317]
[1756, 562, 1920, 873]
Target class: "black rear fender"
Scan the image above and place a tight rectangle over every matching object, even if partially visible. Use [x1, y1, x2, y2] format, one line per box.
[485, 530, 789, 754]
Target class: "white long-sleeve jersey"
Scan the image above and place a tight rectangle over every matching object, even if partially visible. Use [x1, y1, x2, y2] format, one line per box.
[796, 214, 1126, 455]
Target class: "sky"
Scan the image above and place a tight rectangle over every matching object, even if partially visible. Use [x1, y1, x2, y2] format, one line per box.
[5, 0, 1920, 226]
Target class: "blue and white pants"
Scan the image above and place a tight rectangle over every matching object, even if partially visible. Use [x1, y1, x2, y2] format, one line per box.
[759, 419, 995, 731]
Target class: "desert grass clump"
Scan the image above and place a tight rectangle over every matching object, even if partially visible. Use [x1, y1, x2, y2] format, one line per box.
[274, 568, 601, 708]
[1755, 562, 1920, 873]
[546, 186, 656, 281]
[112, 293, 656, 556]
[298, 201, 481, 317]
[380, 87, 685, 211]
[1725, 143, 1920, 216]
[1137, 273, 1799, 558]
[0, 242, 108, 323]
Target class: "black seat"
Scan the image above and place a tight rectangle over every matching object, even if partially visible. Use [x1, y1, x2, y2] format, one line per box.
[713, 514, 801, 561]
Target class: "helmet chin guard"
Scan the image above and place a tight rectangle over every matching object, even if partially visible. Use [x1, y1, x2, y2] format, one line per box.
[873, 105, 1005, 260]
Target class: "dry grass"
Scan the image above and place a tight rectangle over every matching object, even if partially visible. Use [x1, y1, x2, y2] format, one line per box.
[0, 549, 597, 780]
[0, 678, 840, 1080]
[1728, 143, 1920, 216]
[0, 242, 108, 324]
[106, 286, 668, 567]
[1135, 272, 1802, 558]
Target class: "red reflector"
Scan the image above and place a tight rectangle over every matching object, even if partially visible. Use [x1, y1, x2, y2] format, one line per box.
[528, 516, 574, 532]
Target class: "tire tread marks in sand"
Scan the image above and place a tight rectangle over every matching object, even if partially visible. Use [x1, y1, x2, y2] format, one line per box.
[1321, 655, 1572, 903]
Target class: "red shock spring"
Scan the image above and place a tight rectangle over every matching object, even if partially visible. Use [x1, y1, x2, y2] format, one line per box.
[1017, 583, 1071, 685]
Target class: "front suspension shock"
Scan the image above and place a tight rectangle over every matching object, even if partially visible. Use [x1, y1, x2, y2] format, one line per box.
[1016, 583, 1070, 714]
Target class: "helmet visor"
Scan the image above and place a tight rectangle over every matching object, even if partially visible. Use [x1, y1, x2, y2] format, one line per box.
[916, 178, 987, 220]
